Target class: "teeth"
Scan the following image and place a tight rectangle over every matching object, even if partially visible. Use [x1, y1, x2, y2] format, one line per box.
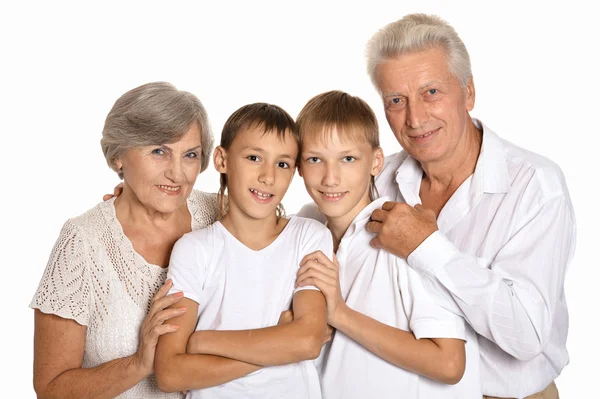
[417, 129, 436, 138]
[323, 192, 343, 198]
[158, 185, 180, 191]
[250, 189, 273, 199]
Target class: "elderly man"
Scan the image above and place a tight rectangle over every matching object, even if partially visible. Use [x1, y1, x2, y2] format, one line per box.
[365, 14, 575, 399]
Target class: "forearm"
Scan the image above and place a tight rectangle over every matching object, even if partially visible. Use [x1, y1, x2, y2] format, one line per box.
[189, 318, 323, 366]
[408, 232, 548, 359]
[333, 305, 464, 384]
[155, 353, 261, 392]
[36, 354, 147, 399]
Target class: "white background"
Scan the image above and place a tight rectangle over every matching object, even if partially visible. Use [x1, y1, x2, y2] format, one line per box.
[1, 0, 597, 396]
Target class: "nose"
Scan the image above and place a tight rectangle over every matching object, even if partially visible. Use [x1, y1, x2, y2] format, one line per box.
[322, 162, 340, 187]
[258, 163, 275, 186]
[165, 157, 183, 182]
[405, 99, 428, 129]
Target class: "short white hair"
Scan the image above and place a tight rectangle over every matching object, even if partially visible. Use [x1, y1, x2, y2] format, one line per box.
[366, 13, 472, 91]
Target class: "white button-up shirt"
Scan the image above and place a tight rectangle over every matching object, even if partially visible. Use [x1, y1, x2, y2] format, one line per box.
[308, 197, 481, 399]
[375, 120, 576, 398]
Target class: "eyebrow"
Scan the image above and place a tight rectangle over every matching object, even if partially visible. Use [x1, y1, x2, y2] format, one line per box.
[160, 144, 202, 153]
[382, 80, 444, 97]
[244, 146, 296, 161]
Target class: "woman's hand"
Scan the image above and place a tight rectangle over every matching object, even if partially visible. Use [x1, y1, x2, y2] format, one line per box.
[133, 279, 187, 376]
[297, 251, 347, 328]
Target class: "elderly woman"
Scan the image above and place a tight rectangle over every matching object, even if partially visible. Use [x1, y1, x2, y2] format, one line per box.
[30, 82, 219, 399]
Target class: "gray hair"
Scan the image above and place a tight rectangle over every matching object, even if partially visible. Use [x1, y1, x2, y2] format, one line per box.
[366, 13, 472, 91]
[101, 82, 214, 178]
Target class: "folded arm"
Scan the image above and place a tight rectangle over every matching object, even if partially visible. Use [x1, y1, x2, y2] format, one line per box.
[154, 298, 261, 393]
[187, 290, 328, 366]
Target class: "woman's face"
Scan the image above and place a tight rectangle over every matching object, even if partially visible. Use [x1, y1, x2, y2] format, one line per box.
[116, 122, 203, 214]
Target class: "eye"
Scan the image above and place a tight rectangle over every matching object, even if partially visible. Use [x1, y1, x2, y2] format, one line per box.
[428, 89, 438, 95]
[386, 96, 405, 110]
[151, 148, 165, 155]
[305, 157, 321, 164]
[247, 155, 260, 162]
[277, 162, 290, 169]
[185, 151, 198, 158]
[343, 156, 356, 163]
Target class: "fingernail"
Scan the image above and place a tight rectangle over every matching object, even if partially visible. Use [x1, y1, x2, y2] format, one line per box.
[175, 291, 184, 297]
[178, 307, 187, 312]
[166, 279, 172, 285]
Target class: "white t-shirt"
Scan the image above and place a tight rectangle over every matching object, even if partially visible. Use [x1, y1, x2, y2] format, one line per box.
[30, 190, 219, 399]
[167, 215, 334, 399]
[299, 198, 481, 399]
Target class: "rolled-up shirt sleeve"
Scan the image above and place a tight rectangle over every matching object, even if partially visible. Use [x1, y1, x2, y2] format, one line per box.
[407, 195, 576, 361]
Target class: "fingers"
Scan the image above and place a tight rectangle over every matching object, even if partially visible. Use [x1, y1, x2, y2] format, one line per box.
[381, 201, 396, 211]
[297, 266, 338, 288]
[370, 236, 383, 249]
[150, 306, 188, 326]
[150, 291, 184, 316]
[102, 194, 114, 201]
[298, 259, 337, 281]
[366, 220, 382, 233]
[370, 208, 386, 222]
[300, 250, 334, 269]
[152, 279, 173, 301]
[114, 183, 124, 197]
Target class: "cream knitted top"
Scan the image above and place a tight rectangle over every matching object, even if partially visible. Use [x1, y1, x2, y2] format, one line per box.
[30, 190, 219, 398]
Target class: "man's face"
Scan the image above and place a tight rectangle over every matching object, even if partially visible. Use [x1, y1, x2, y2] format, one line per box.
[375, 48, 475, 165]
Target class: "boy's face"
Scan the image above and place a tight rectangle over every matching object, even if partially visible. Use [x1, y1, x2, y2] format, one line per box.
[215, 127, 298, 221]
[300, 127, 383, 221]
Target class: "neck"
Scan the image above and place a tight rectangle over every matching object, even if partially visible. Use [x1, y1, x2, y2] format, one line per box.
[114, 183, 181, 227]
[221, 203, 285, 250]
[421, 120, 482, 190]
[326, 194, 372, 251]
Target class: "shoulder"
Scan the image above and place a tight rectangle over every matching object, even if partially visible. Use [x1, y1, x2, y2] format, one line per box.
[296, 203, 327, 224]
[60, 200, 115, 242]
[502, 137, 571, 200]
[188, 190, 219, 229]
[289, 215, 330, 235]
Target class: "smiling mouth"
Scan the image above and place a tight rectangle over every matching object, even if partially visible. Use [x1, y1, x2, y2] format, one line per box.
[411, 127, 440, 139]
[249, 188, 274, 200]
[319, 191, 348, 201]
[157, 185, 181, 194]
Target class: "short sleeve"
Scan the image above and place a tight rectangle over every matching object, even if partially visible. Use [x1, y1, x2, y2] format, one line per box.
[402, 263, 466, 341]
[29, 220, 93, 326]
[167, 233, 205, 304]
[294, 219, 335, 295]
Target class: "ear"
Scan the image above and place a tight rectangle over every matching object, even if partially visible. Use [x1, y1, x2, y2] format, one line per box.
[297, 162, 303, 177]
[371, 147, 385, 177]
[213, 146, 227, 173]
[464, 77, 476, 112]
[114, 158, 123, 172]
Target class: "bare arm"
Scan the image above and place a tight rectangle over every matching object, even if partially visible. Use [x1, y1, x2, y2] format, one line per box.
[34, 280, 188, 398]
[336, 307, 465, 384]
[33, 311, 147, 399]
[297, 250, 465, 385]
[154, 298, 262, 393]
[187, 290, 327, 366]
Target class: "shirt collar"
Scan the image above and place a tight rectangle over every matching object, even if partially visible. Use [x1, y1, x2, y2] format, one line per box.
[395, 118, 510, 197]
[343, 196, 392, 238]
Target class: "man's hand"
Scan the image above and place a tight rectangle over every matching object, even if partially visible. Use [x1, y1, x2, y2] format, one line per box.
[366, 202, 438, 259]
[103, 183, 124, 201]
